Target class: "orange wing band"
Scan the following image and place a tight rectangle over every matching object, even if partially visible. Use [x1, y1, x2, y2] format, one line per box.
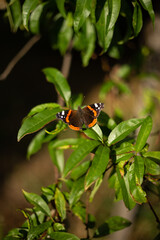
[66, 109, 72, 123]
[88, 118, 97, 128]
[87, 105, 97, 117]
[69, 125, 81, 131]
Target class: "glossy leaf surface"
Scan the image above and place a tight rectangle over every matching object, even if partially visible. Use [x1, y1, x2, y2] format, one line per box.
[18, 107, 60, 141]
[55, 188, 66, 221]
[108, 118, 144, 146]
[63, 140, 100, 177]
[43, 68, 71, 106]
[23, 190, 51, 216]
[85, 145, 109, 189]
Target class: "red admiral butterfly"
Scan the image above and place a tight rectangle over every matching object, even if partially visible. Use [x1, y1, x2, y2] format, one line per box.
[56, 103, 104, 131]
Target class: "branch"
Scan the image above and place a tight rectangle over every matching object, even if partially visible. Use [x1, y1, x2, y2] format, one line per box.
[0, 34, 41, 80]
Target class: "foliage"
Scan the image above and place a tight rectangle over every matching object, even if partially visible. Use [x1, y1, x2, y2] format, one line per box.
[2, 0, 160, 240]
[4, 67, 160, 239]
[5, 0, 155, 65]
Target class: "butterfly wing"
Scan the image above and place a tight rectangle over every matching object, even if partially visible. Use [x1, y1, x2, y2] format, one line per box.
[82, 103, 104, 128]
[56, 110, 83, 131]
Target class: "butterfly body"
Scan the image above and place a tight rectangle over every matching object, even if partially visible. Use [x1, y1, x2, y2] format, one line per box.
[56, 103, 104, 131]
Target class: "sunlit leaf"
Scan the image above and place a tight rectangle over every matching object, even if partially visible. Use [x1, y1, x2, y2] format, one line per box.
[30, 2, 47, 34]
[43, 68, 71, 106]
[127, 162, 146, 204]
[49, 232, 80, 240]
[18, 107, 61, 141]
[22, 0, 39, 30]
[74, 0, 91, 32]
[63, 140, 100, 177]
[96, 0, 121, 52]
[69, 176, 85, 207]
[108, 118, 144, 146]
[56, 0, 66, 18]
[22, 190, 51, 217]
[116, 167, 136, 210]
[55, 188, 66, 221]
[9, 0, 22, 32]
[144, 158, 160, 175]
[85, 145, 109, 189]
[135, 116, 152, 152]
[89, 175, 103, 202]
[27, 221, 52, 240]
[58, 13, 73, 55]
[139, 0, 155, 25]
[70, 160, 90, 180]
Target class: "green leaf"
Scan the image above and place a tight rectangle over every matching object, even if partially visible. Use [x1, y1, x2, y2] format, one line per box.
[98, 111, 117, 130]
[108, 118, 144, 146]
[89, 175, 103, 202]
[49, 232, 80, 240]
[74, 0, 91, 32]
[71, 93, 83, 110]
[72, 202, 86, 223]
[29, 2, 47, 34]
[17, 107, 61, 141]
[94, 216, 131, 237]
[96, 0, 121, 52]
[132, 2, 143, 36]
[85, 145, 109, 189]
[135, 116, 152, 152]
[22, 190, 51, 217]
[27, 221, 52, 240]
[116, 168, 136, 210]
[49, 148, 64, 174]
[144, 158, 160, 175]
[27, 129, 55, 159]
[143, 151, 160, 163]
[49, 138, 86, 150]
[27, 103, 60, 117]
[43, 68, 71, 106]
[9, 0, 22, 32]
[134, 156, 144, 185]
[84, 124, 103, 142]
[82, 18, 96, 66]
[70, 160, 90, 180]
[58, 13, 73, 55]
[22, 0, 39, 30]
[69, 176, 85, 207]
[27, 130, 46, 159]
[4, 227, 27, 239]
[127, 162, 146, 204]
[54, 222, 65, 232]
[99, 81, 114, 101]
[63, 140, 100, 177]
[55, 188, 66, 221]
[114, 142, 135, 163]
[41, 184, 55, 202]
[74, 18, 96, 66]
[56, 0, 66, 18]
[139, 0, 155, 25]
[90, 0, 97, 24]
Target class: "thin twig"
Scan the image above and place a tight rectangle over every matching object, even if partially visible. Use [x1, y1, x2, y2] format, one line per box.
[0, 34, 41, 80]
[147, 197, 160, 224]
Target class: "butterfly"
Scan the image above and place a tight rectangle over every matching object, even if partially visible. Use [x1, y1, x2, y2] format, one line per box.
[56, 103, 104, 131]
